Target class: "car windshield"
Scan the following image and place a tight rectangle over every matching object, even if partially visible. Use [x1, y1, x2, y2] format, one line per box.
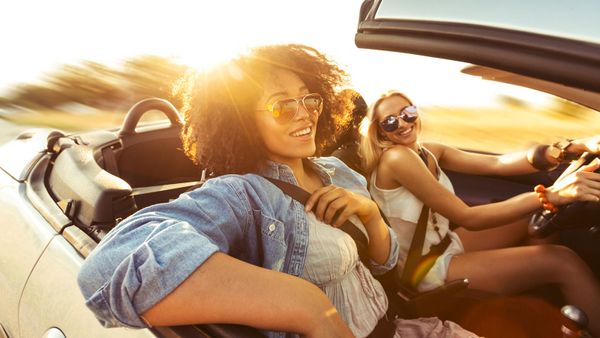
[350, 49, 600, 153]
[375, 0, 600, 44]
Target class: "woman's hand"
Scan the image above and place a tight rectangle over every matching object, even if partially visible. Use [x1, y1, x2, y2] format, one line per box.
[306, 185, 392, 265]
[568, 135, 600, 154]
[547, 158, 600, 205]
[305, 185, 380, 229]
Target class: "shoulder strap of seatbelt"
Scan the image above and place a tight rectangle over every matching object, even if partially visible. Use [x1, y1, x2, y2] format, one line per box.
[263, 177, 371, 265]
[399, 204, 429, 288]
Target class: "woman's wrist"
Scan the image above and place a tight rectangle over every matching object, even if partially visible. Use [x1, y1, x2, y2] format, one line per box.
[527, 139, 585, 171]
[542, 185, 564, 207]
[534, 184, 559, 212]
[527, 145, 559, 171]
[547, 139, 582, 163]
[358, 202, 382, 230]
[304, 307, 354, 338]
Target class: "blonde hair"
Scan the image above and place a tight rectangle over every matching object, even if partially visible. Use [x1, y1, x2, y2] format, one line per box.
[359, 90, 414, 174]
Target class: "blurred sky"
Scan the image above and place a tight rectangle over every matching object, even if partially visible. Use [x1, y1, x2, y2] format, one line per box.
[0, 0, 548, 106]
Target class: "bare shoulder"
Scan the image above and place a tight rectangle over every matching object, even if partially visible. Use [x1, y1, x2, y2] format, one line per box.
[380, 145, 419, 162]
[422, 141, 448, 158]
[379, 146, 422, 172]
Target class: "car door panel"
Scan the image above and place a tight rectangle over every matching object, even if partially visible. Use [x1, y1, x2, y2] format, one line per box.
[0, 171, 55, 338]
[447, 171, 539, 207]
[19, 233, 153, 338]
[445, 162, 562, 207]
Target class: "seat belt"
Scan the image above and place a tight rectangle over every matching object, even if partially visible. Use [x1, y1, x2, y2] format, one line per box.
[263, 177, 371, 265]
[264, 176, 450, 290]
[399, 204, 430, 288]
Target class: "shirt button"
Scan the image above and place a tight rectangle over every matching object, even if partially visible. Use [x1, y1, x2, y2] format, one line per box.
[268, 223, 276, 233]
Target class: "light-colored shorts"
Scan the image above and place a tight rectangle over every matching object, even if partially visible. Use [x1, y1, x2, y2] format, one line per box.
[417, 231, 465, 292]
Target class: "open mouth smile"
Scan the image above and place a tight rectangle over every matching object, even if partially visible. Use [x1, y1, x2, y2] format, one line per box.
[398, 125, 414, 136]
[290, 126, 312, 137]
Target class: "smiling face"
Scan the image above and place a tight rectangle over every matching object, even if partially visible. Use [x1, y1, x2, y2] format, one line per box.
[254, 68, 320, 165]
[374, 95, 420, 148]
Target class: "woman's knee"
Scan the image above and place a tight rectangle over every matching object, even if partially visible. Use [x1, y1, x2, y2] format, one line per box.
[531, 244, 585, 277]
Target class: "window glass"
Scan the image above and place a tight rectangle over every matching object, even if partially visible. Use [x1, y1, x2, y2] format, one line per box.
[375, 0, 600, 44]
[351, 50, 600, 153]
[419, 96, 600, 154]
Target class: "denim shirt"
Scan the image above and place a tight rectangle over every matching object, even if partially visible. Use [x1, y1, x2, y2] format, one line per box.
[77, 157, 399, 337]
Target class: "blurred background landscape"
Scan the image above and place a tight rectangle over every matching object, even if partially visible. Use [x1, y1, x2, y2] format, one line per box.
[0, 55, 187, 131]
[1, 54, 599, 153]
[1, 0, 600, 152]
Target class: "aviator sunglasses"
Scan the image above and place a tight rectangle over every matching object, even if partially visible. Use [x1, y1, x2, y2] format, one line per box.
[263, 93, 324, 124]
[379, 105, 418, 132]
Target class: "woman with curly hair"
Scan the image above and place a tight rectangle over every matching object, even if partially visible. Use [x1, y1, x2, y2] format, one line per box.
[77, 45, 478, 337]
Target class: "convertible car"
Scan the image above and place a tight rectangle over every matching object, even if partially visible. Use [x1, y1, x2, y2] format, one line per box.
[1, 1, 600, 337]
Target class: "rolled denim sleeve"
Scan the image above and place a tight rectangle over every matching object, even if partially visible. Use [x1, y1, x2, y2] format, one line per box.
[367, 226, 399, 275]
[78, 177, 252, 328]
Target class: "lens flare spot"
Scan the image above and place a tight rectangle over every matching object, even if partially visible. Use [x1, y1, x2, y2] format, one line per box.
[409, 255, 439, 287]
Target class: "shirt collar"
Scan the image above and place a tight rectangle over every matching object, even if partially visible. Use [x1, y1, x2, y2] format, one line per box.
[258, 158, 335, 186]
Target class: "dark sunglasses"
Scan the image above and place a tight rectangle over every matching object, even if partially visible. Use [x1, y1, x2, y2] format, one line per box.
[379, 105, 418, 132]
[264, 93, 324, 124]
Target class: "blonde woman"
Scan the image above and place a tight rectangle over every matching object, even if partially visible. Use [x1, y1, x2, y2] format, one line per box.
[360, 90, 600, 334]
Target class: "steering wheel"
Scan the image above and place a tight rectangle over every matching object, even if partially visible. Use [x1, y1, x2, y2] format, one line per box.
[529, 152, 600, 237]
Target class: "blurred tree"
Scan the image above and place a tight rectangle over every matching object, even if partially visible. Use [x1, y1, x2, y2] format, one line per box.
[497, 94, 529, 109]
[48, 62, 129, 110]
[0, 96, 11, 108]
[548, 97, 591, 120]
[1, 56, 190, 112]
[11, 84, 67, 109]
[121, 55, 189, 107]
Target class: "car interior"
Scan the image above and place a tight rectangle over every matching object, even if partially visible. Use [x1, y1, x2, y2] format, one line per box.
[34, 95, 598, 336]
[3, 1, 598, 337]
[46, 99, 203, 241]
[43, 97, 565, 240]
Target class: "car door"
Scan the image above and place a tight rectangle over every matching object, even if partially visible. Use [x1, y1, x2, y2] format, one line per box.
[19, 227, 153, 338]
[0, 134, 56, 338]
[0, 132, 154, 338]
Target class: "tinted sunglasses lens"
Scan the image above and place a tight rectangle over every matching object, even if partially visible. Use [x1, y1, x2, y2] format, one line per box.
[381, 116, 399, 132]
[303, 94, 323, 114]
[272, 99, 299, 123]
[401, 105, 418, 123]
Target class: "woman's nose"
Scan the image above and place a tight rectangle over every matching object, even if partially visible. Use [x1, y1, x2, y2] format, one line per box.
[294, 103, 312, 121]
[396, 116, 410, 127]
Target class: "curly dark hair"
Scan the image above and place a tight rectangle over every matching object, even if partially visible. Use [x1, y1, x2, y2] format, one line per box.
[174, 44, 353, 176]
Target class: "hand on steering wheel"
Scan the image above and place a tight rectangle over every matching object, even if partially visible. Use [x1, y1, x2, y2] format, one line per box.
[530, 153, 600, 237]
[547, 156, 600, 205]
[568, 135, 600, 154]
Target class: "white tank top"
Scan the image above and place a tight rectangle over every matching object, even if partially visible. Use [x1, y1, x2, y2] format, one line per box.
[369, 147, 465, 290]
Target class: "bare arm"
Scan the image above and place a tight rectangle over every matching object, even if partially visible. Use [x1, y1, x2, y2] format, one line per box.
[427, 135, 600, 176]
[425, 142, 543, 176]
[379, 146, 600, 230]
[142, 252, 353, 338]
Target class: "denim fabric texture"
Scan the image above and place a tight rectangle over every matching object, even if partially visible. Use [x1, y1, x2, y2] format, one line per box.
[77, 157, 399, 338]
